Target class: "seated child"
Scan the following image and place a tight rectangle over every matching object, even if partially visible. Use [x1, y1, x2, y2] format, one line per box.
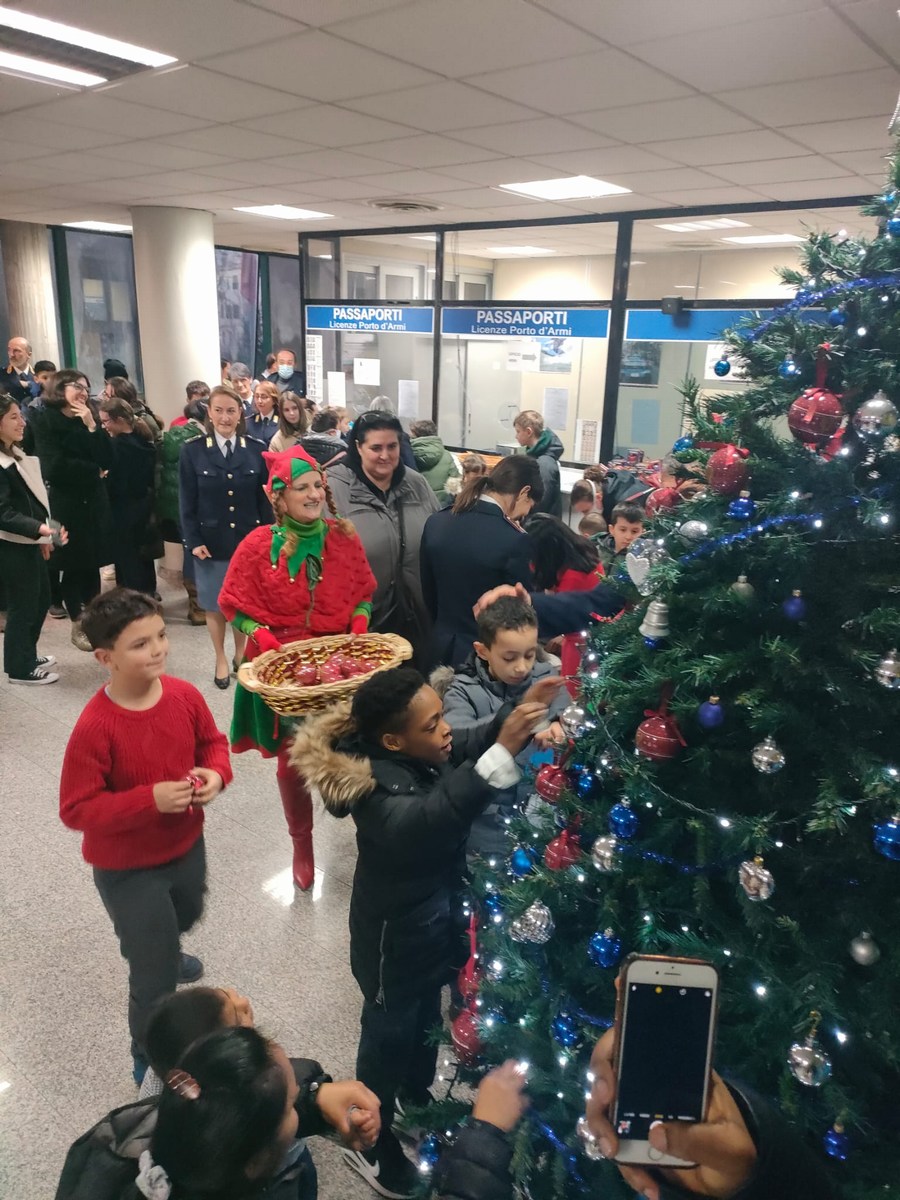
[440, 596, 570, 859]
[594, 501, 645, 574]
[291, 665, 556, 1200]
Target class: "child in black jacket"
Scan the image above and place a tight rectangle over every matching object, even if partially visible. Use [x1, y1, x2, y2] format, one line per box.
[292, 666, 558, 1200]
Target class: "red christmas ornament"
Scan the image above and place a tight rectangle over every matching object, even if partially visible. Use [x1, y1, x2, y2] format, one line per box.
[545, 828, 581, 871]
[706, 443, 750, 496]
[535, 763, 567, 803]
[635, 687, 686, 762]
[457, 911, 480, 1003]
[451, 1007, 483, 1066]
[788, 388, 844, 445]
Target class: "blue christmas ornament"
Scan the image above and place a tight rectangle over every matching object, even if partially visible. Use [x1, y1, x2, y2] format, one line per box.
[643, 636, 661, 649]
[575, 768, 596, 799]
[823, 1124, 850, 1162]
[777, 355, 801, 379]
[484, 892, 504, 922]
[510, 846, 539, 877]
[608, 801, 639, 839]
[886, 216, 900, 237]
[588, 928, 623, 969]
[713, 357, 731, 377]
[873, 815, 900, 860]
[727, 493, 755, 520]
[418, 1133, 442, 1172]
[482, 1008, 505, 1029]
[827, 307, 846, 327]
[782, 590, 807, 621]
[672, 435, 693, 452]
[697, 696, 724, 730]
[551, 1010, 581, 1048]
[881, 190, 898, 205]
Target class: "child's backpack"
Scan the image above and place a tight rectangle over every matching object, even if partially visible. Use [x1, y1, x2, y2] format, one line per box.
[55, 1099, 157, 1200]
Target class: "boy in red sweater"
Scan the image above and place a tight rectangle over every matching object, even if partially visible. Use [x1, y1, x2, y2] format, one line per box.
[59, 588, 232, 1083]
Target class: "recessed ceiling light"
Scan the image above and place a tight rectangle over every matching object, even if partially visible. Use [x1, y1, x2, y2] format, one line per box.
[234, 205, 334, 220]
[66, 221, 132, 233]
[0, 5, 175, 67]
[0, 48, 106, 86]
[408, 234, 436, 241]
[655, 218, 749, 232]
[486, 245, 555, 255]
[315, 253, 333, 259]
[721, 233, 804, 245]
[497, 175, 631, 201]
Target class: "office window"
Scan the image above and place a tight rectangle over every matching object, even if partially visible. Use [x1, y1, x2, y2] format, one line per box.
[269, 254, 302, 358]
[215, 247, 259, 367]
[65, 231, 142, 391]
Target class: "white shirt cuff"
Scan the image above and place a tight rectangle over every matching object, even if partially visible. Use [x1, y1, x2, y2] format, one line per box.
[475, 743, 521, 789]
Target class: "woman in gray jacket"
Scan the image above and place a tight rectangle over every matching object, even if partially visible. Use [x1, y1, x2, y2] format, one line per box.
[327, 411, 438, 665]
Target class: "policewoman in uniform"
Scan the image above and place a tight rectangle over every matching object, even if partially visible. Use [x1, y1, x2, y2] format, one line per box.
[179, 385, 270, 688]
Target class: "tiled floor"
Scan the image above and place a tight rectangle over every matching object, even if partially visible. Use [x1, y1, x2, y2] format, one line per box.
[0, 574, 390, 1199]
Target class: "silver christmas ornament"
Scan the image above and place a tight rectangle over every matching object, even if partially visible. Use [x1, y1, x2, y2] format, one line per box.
[874, 648, 900, 689]
[851, 391, 899, 443]
[849, 931, 881, 966]
[677, 519, 710, 547]
[639, 598, 670, 639]
[560, 702, 588, 739]
[752, 736, 785, 774]
[739, 857, 775, 902]
[625, 539, 672, 596]
[788, 1015, 832, 1088]
[509, 901, 555, 944]
[591, 834, 619, 873]
[575, 1116, 605, 1161]
[730, 574, 756, 601]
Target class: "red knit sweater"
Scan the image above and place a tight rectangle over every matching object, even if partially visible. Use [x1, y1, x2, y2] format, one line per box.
[59, 676, 233, 870]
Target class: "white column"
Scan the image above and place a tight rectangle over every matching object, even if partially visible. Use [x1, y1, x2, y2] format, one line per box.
[0, 219, 61, 365]
[130, 206, 220, 422]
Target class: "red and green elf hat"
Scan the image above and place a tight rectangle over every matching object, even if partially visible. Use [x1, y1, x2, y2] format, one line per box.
[262, 445, 320, 498]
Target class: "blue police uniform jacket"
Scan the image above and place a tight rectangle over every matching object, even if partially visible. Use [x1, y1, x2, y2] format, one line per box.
[178, 433, 271, 561]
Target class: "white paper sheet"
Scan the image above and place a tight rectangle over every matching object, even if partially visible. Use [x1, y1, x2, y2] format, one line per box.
[353, 357, 381, 386]
[397, 378, 420, 419]
[543, 386, 569, 429]
[574, 418, 599, 462]
[326, 371, 346, 405]
[305, 334, 323, 405]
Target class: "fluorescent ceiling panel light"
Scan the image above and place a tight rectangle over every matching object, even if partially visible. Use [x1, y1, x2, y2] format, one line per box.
[486, 245, 554, 255]
[66, 220, 132, 233]
[497, 175, 631, 201]
[721, 233, 804, 245]
[408, 234, 436, 241]
[234, 205, 333, 220]
[0, 48, 105, 86]
[655, 218, 749, 233]
[315, 253, 333, 259]
[0, 5, 175, 67]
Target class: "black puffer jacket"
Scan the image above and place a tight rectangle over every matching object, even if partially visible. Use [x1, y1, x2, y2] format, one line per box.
[292, 705, 508, 1007]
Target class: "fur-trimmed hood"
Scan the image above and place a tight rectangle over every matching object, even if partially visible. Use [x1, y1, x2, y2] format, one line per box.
[289, 704, 376, 816]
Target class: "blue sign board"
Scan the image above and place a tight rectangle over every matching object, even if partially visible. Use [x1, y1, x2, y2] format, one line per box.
[441, 307, 609, 338]
[306, 305, 434, 333]
[624, 308, 776, 343]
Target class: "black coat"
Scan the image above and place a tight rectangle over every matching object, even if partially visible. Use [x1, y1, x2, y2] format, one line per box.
[292, 706, 507, 1007]
[433, 1121, 513, 1200]
[420, 500, 534, 669]
[179, 434, 270, 562]
[30, 405, 113, 570]
[106, 433, 157, 559]
[600, 468, 654, 523]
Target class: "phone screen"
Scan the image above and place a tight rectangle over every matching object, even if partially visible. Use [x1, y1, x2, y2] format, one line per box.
[615, 981, 714, 1141]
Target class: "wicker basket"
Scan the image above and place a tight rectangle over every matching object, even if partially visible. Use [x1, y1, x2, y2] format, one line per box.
[236, 632, 413, 716]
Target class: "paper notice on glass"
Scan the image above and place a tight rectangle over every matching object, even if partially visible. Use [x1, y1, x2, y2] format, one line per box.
[353, 357, 381, 386]
[327, 371, 346, 405]
[574, 418, 599, 462]
[507, 339, 540, 372]
[542, 386, 569, 429]
[305, 334, 323, 405]
[397, 378, 420, 419]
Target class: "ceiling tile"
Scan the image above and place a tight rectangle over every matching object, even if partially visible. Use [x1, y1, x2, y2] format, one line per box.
[90, 141, 234, 170]
[24, 95, 212, 139]
[290, 177, 397, 199]
[342, 82, 542, 131]
[630, 10, 883, 92]
[0, 75, 71, 113]
[0, 116, 130, 152]
[333, 0, 602, 76]
[609, 167, 730, 193]
[430, 157, 568, 186]
[634, 185, 767, 207]
[10, 150, 154, 182]
[531, 0, 822, 45]
[240, 105, 416, 147]
[216, 184, 329, 205]
[0, 137, 55, 162]
[22, 0, 307, 59]
[270, 148, 389, 177]
[245, 0, 409, 23]
[406, 185, 546, 209]
[201, 31, 439, 101]
[780, 116, 895, 154]
[716, 68, 899, 127]
[643, 130, 809, 167]
[201, 159, 325, 185]
[751, 176, 875, 202]
[712, 156, 855, 186]
[160, 125, 313, 160]
[339, 135, 498, 168]
[100, 66, 302, 123]
[466, 48, 690, 114]
[344, 168, 483, 193]
[836, 0, 900, 69]
[447, 117, 616, 156]
[570, 95, 758, 143]
[828, 149, 894, 177]
[527, 145, 679, 175]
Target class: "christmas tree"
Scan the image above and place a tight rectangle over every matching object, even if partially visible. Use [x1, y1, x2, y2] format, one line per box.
[423, 168, 900, 1198]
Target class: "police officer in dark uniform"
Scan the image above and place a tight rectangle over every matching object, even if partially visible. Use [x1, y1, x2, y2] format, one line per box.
[179, 384, 270, 688]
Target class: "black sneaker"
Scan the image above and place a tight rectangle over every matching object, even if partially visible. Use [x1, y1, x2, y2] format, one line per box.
[178, 952, 204, 983]
[9, 666, 59, 685]
[48, 605, 67, 619]
[394, 1090, 434, 1143]
[342, 1133, 419, 1199]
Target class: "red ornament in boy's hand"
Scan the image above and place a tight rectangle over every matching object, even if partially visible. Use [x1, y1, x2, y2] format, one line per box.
[184, 772, 204, 793]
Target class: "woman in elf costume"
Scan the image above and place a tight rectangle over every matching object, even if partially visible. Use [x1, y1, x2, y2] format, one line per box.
[219, 445, 376, 890]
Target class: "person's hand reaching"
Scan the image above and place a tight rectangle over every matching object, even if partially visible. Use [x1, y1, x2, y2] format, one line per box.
[471, 1061, 529, 1132]
[314, 1081, 381, 1150]
[473, 582, 531, 619]
[496, 702, 549, 756]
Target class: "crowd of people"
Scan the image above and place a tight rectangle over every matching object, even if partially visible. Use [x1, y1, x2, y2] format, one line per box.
[0, 332, 837, 1200]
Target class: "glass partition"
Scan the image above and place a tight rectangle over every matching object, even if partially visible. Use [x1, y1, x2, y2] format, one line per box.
[215, 247, 259, 368]
[268, 254, 302, 357]
[65, 230, 143, 391]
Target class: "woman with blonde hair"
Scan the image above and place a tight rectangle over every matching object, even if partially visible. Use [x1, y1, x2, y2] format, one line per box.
[247, 379, 280, 445]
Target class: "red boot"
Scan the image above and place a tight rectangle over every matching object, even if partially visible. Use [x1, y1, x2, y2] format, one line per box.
[276, 751, 315, 891]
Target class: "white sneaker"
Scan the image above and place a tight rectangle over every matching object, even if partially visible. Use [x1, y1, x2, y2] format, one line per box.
[10, 667, 59, 685]
[341, 1137, 418, 1199]
[101, 566, 116, 582]
[35, 655, 57, 667]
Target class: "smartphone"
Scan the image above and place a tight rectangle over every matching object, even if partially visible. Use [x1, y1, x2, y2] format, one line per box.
[611, 954, 719, 1168]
